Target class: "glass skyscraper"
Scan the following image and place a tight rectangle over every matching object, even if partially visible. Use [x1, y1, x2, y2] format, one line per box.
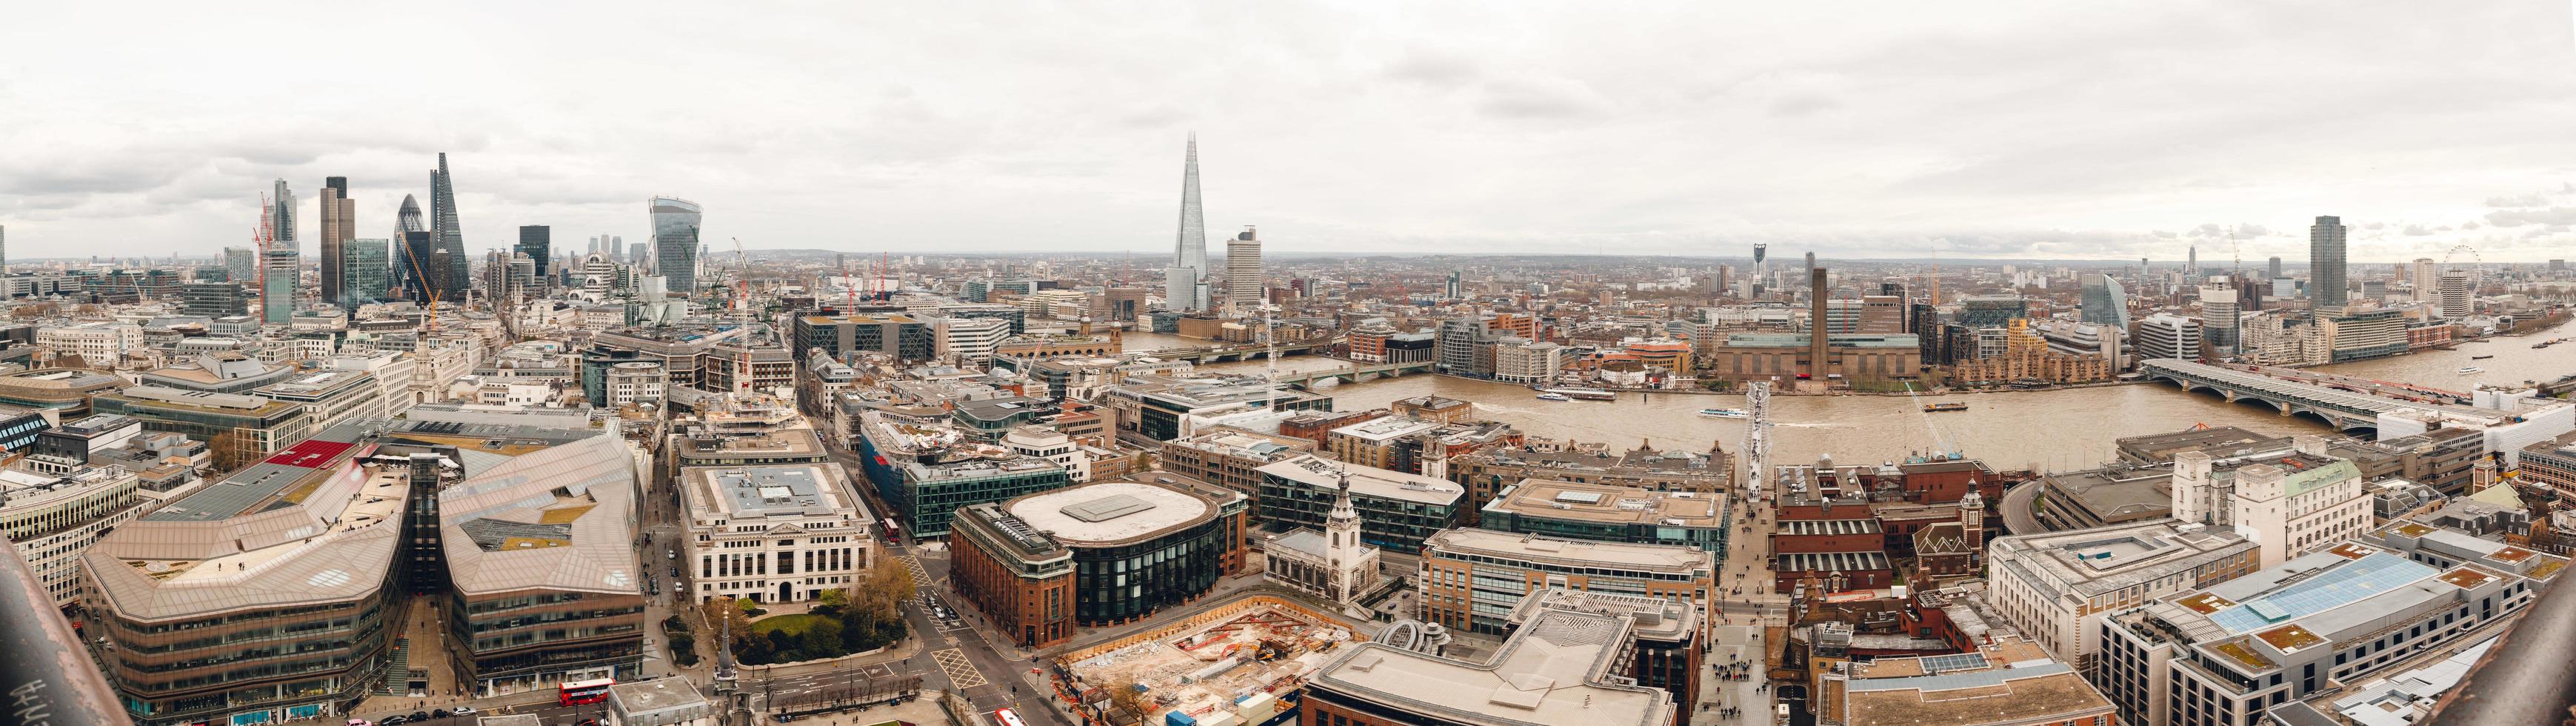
[344, 238, 388, 304]
[516, 225, 551, 279]
[650, 197, 702, 296]
[2310, 215, 2347, 309]
[261, 248, 297, 324]
[2080, 273, 2131, 329]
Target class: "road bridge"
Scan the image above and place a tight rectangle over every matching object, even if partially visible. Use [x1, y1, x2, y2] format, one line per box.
[1127, 334, 1341, 363]
[1278, 359, 1435, 390]
[2138, 359, 2508, 431]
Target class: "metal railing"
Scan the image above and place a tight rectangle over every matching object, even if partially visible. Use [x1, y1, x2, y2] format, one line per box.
[0, 537, 122, 726]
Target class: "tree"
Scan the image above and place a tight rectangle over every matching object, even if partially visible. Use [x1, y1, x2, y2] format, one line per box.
[701, 597, 754, 641]
[1104, 679, 1149, 722]
[207, 430, 256, 473]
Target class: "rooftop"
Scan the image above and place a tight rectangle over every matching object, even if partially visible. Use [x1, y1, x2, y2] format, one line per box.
[689, 464, 863, 520]
[1310, 608, 1673, 726]
[1485, 479, 1726, 527]
[1331, 415, 1441, 443]
[1989, 519, 2255, 599]
[1425, 528, 1712, 576]
[1257, 455, 1463, 506]
[1002, 481, 1223, 547]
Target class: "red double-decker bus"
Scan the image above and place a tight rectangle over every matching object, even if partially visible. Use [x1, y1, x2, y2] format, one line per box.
[559, 677, 615, 706]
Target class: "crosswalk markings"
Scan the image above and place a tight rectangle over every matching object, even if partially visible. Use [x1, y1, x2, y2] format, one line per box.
[932, 647, 989, 688]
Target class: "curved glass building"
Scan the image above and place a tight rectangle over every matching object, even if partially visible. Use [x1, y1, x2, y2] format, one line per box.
[650, 197, 702, 297]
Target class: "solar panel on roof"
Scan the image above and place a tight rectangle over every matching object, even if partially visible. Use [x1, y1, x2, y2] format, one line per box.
[1919, 653, 1990, 674]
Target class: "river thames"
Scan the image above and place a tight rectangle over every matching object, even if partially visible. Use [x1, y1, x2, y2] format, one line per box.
[1119, 326, 2576, 473]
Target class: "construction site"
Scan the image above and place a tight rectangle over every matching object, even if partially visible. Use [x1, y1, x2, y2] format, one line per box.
[1051, 596, 1361, 726]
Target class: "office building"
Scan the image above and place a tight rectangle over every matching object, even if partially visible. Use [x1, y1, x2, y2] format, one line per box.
[1104, 376, 1330, 442]
[1418, 527, 1716, 637]
[854, 412, 1072, 537]
[1957, 295, 2028, 327]
[2136, 313, 2203, 362]
[2081, 273, 2131, 328]
[950, 479, 1245, 647]
[1985, 520, 2260, 667]
[268, 179, 296, 245]
[316, 177, 354, 305]
[516, 225, 551, 280]
[1226, 226, 1262, 312]
[931, 316, 1010, 366]
[37, 321, 143, 366]
[2266, 256, 2282, 281]
[650, 196, 701, 297]
[134, 353, 296, 394]
[793, 313, 935, 362]
[2439, 270, 2472, 318]
[259, 247, 296, 324]
[603, 362, 667, 408]
[343, 237, 387, 304]
[177, 282, 247, 318]
[1817, 636, 2114, 726]
[1477, 479, 1730, 552]
[680, 463, 875, 603]
[84, 418, 650, 725]
[1153, 429, 1314, 505]
[429, 153, 469, 297]
[1303, 589, 1679, 726]
[1256, 455, 1464, 553]
[253, 368, 387, 434]
[2198, 284, 2238, 355]
[1, 464, 144, 607]
[2095, 536, 2559, 726]
[224, 246, 256, 285]
[91, 387, 312, 469]
[2309, 215, 2347, 308]
[0, 369, 123, 419]
[2171, 438, 2369, 568]
[2410, 258, 2438, 302]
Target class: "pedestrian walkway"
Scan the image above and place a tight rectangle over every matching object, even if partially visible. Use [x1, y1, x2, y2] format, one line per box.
[378, 638, 409, 696]
[1692, 624, 1772, 726]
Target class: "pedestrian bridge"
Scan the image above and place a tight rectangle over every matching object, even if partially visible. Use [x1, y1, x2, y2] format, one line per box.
[1128, 334, 1343, 363]
[2138, 359, 2503, 431]
[1278, 359, 1435, 390]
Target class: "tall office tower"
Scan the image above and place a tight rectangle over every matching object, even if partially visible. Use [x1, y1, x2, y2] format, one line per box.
[401, 231, 438, 302]
[2439, 271, 2472, 318]
[396, 194, 426, 234]
[343, 239, 387, 304]
[1803, 251, 1816, 286]
[2412, 258, 2439, 302]
[1226, 226, 1263, 311]
[515, 226, 551, 279]
[630, 242, 648, 267]
[1752, 244, 1769, 297]
[2186, 245, 2198, 279]
[0, 224, 7, 275]
[1162, 134, 1212, 312]
[261, 248, 298, 324]
[316, 176, 355, 304]
[224, 247, 256, 284]
[2266, 256, 2282, 281]
[269, 179, 297, 246]
[429, 154, 470, 297]
[1446, 270, 1463, 299]
[649, 197, 702, 296]
[2198, 285, 2239, 356]
[2080, 273, 2132, 329]
[2309, 216, 2348, 309]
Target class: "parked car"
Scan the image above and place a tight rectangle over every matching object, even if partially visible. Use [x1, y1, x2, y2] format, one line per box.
[378, 717, 407, 726]
[432, 710, 452, 719]
[451, 707, 478, 716]
[409, 711, 429, 722]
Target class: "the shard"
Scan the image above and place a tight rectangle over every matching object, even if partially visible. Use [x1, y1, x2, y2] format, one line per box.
[1164, 134, 1210, 312]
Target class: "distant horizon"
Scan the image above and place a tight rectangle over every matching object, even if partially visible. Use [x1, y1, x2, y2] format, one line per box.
[27, 247, 2556, 268]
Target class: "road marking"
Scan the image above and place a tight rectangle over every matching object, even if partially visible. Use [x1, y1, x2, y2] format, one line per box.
[932, 647, 989, 688]
[899, 555, 930, 585]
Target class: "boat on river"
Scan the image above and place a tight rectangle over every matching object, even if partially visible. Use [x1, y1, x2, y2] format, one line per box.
[1698, 408, 1749, 419]
[2471, 354, 2494, 360]
[2457, 366, 2484, 375]
[1535, 393, 1572, 402]
[1538, 387, 1618, 401]
[1923, 402, 1970, 413]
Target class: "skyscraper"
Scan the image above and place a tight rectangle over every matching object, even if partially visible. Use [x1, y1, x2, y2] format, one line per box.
[261, 248, 297, 324]
[2412, 258, 2438, 302]
[2439, 271, 2472, 318]
[649, 197, 702, 296]
[2186, 245, 2198, 279]
[2310, 216, 2348, 309]
[317, 176, 355, 305]
[0, 224, 7, 276]
[2266, 256, 2281, 281]
[1227, 226, 1263, 311]
[429, 153, 469, 299]
[2080, 273, 2131, 329]
[344, 238, 387, 304]
[630, 242, 648, 267]
[2198, 285, 2238, 356]
[516, 226, 552, 279]
[269, 179, 297, 247]
[1165, 134, 1211, 312]
[224, 247, 256, 284]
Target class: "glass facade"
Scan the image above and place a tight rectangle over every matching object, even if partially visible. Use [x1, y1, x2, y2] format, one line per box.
[1070, 518, 1225, 624]
[343, 239, 388, 305]
[650, 197, 701, 296]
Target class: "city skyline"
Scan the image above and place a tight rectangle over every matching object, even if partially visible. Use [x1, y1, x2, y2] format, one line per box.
[3, 4, 2575, 264]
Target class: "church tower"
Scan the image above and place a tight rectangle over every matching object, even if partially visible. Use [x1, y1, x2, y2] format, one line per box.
[1326, 471, 1364, 601]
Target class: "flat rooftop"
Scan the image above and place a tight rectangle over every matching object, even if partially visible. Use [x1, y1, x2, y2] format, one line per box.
[1332, 415, 1441, 443]
[1312, 608, 1672, 726]
[1990, 519, 2254, 599]
[1005, 481, 1216, 546]
[1426, 528, 1712, 576]
[1486, 479, 1724, 527]
[1258, 455, 1463, 506]
[693, 464, 857, 519]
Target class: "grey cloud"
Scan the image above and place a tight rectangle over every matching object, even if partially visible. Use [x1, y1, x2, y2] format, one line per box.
[1383, 49, 1482, 87]
[2486, 193, 2549, 207]
[1768, 94, 1841, 117]
[2403, 224, 2437, 236]
[1475, 77, 1607, 120]
[2485, 207, 2576, 227]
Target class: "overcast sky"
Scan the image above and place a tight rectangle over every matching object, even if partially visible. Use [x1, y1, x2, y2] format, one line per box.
[4, 1, 2573, 264]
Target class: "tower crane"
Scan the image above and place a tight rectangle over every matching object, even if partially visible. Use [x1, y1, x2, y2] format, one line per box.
[730, 237, 754, 399]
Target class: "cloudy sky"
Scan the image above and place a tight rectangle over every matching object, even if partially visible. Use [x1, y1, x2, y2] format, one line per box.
[4, 1, 2573, 264]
